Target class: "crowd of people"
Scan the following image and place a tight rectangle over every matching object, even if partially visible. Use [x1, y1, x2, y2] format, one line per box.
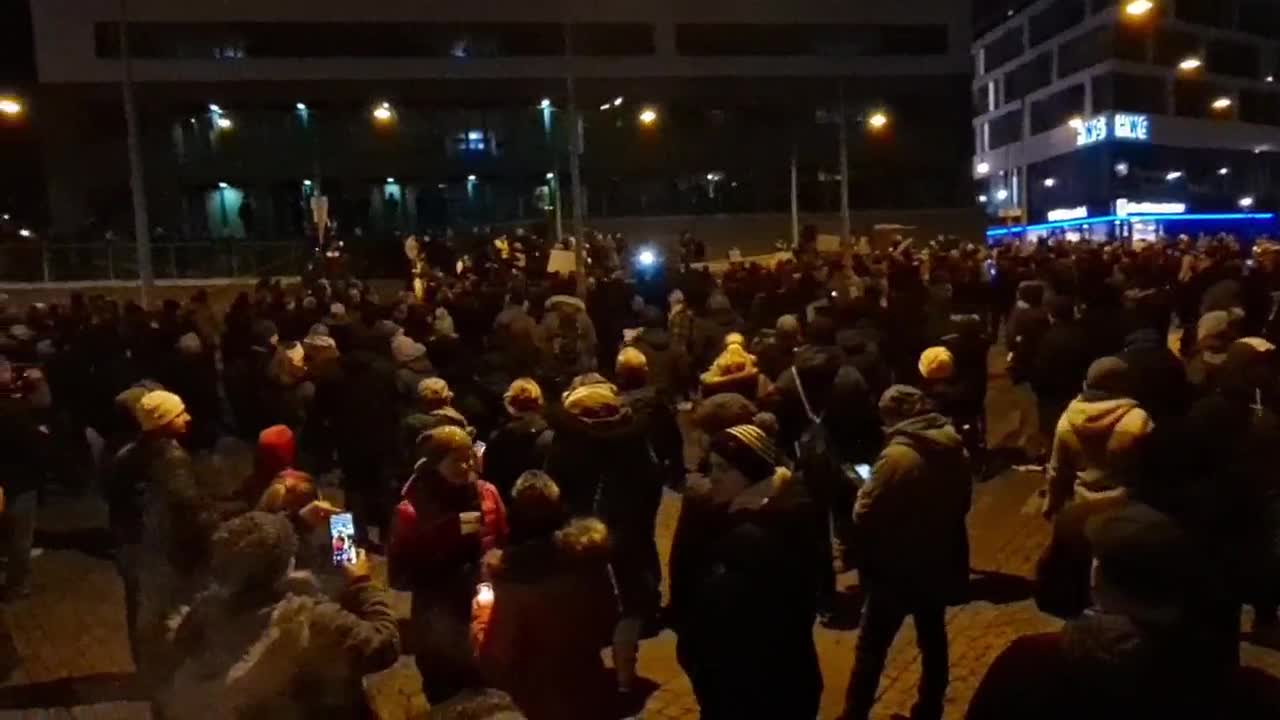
[0, 230, 1279, 718]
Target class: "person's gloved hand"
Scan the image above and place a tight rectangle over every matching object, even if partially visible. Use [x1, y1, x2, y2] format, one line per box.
[343, 549, 372, 584]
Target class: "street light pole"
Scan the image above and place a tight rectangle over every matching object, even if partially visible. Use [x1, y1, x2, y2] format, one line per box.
[790, 142, 800, 250]
[838, 82, 851, 248]
[564, 24, 587, 298]
[119, 0, 153, 304]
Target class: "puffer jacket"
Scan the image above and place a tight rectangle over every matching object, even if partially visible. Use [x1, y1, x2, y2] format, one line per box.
[854, 413, 972, 599]
[471, 518, 618, 720]
[160, 579, 400, 720]
[484, 413, 551, 501]
[1045, 396, 1153, 515]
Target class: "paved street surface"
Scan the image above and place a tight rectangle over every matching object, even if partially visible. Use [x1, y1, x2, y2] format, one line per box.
[2, 353, 1279, 718]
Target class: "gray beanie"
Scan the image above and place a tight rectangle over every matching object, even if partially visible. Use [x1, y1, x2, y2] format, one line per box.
[1083, 356, 1131, 398]
[879, 384, 928, 427]
[210, 512, 298, 593]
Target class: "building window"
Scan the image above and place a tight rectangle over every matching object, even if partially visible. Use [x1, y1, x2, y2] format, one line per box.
[674, 23, 948, 57]
[1030, 83, 1085, 135]
[1093, 73, 1167, 114]
[568, 23, 655, 56]
[1153, 28, 1202, 68]
[989, 109, 1022, 150]
[1239, 90, 1280, 127]
[1207, 38, 1260, 79]
[1029, 0, 1086, 47]
[1175, 0, 1232, 29]
[1057, 25, 1109, 77]
[981, 26, 1025, 72]
[453, 130, 489, 153]
[1005, 52, 1053, 103]
[1239, 2, 1280, 40]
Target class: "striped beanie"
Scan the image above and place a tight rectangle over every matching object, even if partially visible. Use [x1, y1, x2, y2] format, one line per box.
[709, 424, 778, 483]
[563, 381, 622, 421]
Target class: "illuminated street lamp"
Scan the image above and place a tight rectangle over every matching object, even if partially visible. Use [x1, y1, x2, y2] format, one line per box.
[218, 181, 230, 189]
[613, 96, 624, 107]
[1211, 96, 1233, 110]
[1166, 171, 1184, 181]
[638, 107, 658, 126]
[996, 188, 1009, 201]
[1124, 0, 1154, 17]
[0, 97, 23, 116]
[867, 110, 889, 130]
[1239, 196, 1256, 208]
[1218, 167, 1231, 176]
[372, 101, 394, 122]
[216, 116, 233, 129]
[295, 102, 307, 111]
[539, 98, 552, 109]
[1043, 177, 1057, 188]
[1068, 116, 1084, 129]
[1178, 57, 1202, 72]
[976, 161, 991, 176]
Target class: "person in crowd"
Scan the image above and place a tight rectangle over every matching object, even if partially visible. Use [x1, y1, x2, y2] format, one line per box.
[615, 347, 684, 489]
[160, 512, 400, 718]
[0, 358, 51, 600]
[628, 305, 685, 398]
[842, 385, 971, 720]
[752, 313, 801, 382]
[402, 377, 474, 468]
[226, 318, 279, 437]
[539, 295, 597, 395]
[699, 335, 767, 401]
[544, 377, 662, 694]
[1043, 357, 1154, 519]
[1118, 299, 1191, 424]
[667, 289, 696, 393]
[966, 502, 1260, 719]
[333, 334, 399, 544]
[110, 390, 220, 688]
[484, 378, 550, 501]
[692, 291, 745, 372]
[389, 426, 508, 704]
[676, 424, 822, 719]
[1031, 296, 1092, 447]
[1187, 309, 1236, 396]
[470, 471, 618, 720]
[168, 331, 220, 449]
[242, 424, 296, 508]
[392, 332, 435, 405]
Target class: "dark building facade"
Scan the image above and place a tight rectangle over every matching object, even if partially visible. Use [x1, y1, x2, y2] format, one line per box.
[30, 0, 974, 245]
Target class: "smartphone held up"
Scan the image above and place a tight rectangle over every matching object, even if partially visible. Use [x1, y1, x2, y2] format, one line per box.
[330, 512, 358, 567]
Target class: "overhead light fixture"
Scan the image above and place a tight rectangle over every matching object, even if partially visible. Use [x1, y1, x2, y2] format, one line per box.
[1239, 196, 1256, 208]
[1268, 76, 1276, 83]
[613, 97, 624, 107]
[303, 179, 313, 186]
[218, 181, 229, 189]
[216, 116, 233, 129]
[867, 111, 889, 129]
[539, 98, 552, 109]
[295, 102, 307, 111]
[1043, 178, 1057, 188]
[386, 177, 396, 183]
[599, 102, 612, 111]
[976, 161, 991, 176]
[1114, 161, 1130, 176]
[373, 102, 393, 121]
[0, 98, 23, 116]
[638, 107, 658, 125]
[18, 228, 32, 238]
[1166, 171, 1184, 181]
[996, 188, 1010, 200]
[545, 172, 555, 180]
[1178, 57, 1202, 72]
[1212, 96, 1233, 110]
[208, 103, 222, 113]
[1124, 0, 1154, 17]
[1218, 167, 1231, 176]
[978, 194, 989, 203]
[1067, 116, 1084, 130]
[467, 174, 478, 181]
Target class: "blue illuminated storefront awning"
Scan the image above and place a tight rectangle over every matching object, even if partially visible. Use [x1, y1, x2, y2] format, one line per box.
[987, 212, 1276, 239]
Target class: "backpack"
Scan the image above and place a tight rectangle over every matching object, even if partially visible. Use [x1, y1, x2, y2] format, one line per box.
[790, 366, 863, 500]
[552, 311, 584, 370]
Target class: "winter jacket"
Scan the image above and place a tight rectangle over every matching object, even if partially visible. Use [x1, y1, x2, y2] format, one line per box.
[631, 326, 685, 397]
[855, 413, 972, 600]
[620, 385, 685, 488]
[111, 435, 218, 571]
[471, 519, 618, 720]
[1045, 396, 1153, 516]
[1032, 321, 1092, 408]
[769, 345, 880, 465]
[1008, 305, 1050, 384]
[1119, 328, 1190, 423]
[966, 612, 1253, 720]
[160, 578, 400, 720]
[394, 356, 436, 407]
[0, 390, 50, 499]
[676, 471, 823, 720]
[691, 308, 745, 372]
[484, 413, 551, 501]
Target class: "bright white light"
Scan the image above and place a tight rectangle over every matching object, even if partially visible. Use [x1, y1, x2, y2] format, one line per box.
[613, 97, 624, 107]
[303, 179, 313, 186]
[599, 103, 612, 111]
[1124, 0, 1154, 17]
[386, 177, 396, 184]
[996, 189, 1010, 200]
[216, 116, 233, 129]
[1218, 167, 1230, 176]
[373, 106, 393, 121]
[295, 102, 307, 111]
[1166, 171, 1184, 181]
[1268, 76, 1276, 83]
[867, 111, 889, 129]
[0, 98, 23, 115]
[539, 98, 552, 109]
[1239, 196, 1256, 208]
[1115, 161, 1130, 176]
[218, 181, 229, 189]
[1, 213, 8, 220]
[977, 194, 989, 203]
[18, 228, 31, 238]
[638, 108, 658, 125]
[1067, 116, 1084, 130]
[1212, 96, 1233, 110]
[976, 162, 991, 176]
[208, 103, 222, 113]
[545, 172, 555, 180]
[637, 249, 657, 267]
[380, 101, 390, 109]
[467, 174, 478, 182]
[1043, 178, 1057, 188]
[1178, 57, 1202, 71]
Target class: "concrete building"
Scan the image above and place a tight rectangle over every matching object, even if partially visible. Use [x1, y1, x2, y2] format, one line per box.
[29, 0, 975, 247]
[973, 0, 1280, 241]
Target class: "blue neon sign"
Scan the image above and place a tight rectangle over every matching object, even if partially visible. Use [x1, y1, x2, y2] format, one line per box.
[1076, 113, 1150, 147]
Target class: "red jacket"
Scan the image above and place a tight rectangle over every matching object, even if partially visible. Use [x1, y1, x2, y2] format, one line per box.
[388, 480, 508, 593]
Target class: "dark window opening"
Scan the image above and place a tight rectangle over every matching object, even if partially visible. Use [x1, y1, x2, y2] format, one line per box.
[1029, 0, 1086, 47]
[1207, 39, 1259, 79]
[989, 109, 1022, 150]
[1057, 25, 1109, 77]
[1005, 52, 1053, 103]
[674, 23, 949, 57]
[1030, 83, 1085, 135]
[982, 26, 1025, 71]
[1093, 72, 1167, 115]
[1175, 0, 1232, 28]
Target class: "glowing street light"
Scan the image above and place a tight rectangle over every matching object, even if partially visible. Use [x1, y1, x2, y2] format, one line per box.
[467, 174, 478, 181]
[372, 101, 394, 121]
[208, 103, 223, 113]
[218, 181, 230, 189]
[295, 102, 307, 111]
[978, 194, 989, 203]
[637, 249, 657, 267]
[539, 98, 552, 109]
[216, 116, 233, 129]
[1239, 196, 1256, 208]
[613, 97, 624, 107]
[386, 177, 396, 183]
[1178, 57, 1202, 72]
[1124, 0, 1154, 17]
[1166, 171, 1184, 181]
[638, 107, 658, 126]
[0, 98, 23, 116]
[599, 102, 612, 111]
[1212, 96, 1233, 110]
[1043, 178, 1057, 188]
[545, 172, 555, 180]
[996, 188, 1009, 200]
[18, 228, 32, 238]
[303, 179, 313, 186]
[976, 161, 991, 176]
[867, 110, 889, 130]
[1068, 116, 1084, 130]
[1218, 167, 1231, 176]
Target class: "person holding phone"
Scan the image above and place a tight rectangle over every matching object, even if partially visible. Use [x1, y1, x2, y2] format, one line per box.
[389, 426, 508, 704]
